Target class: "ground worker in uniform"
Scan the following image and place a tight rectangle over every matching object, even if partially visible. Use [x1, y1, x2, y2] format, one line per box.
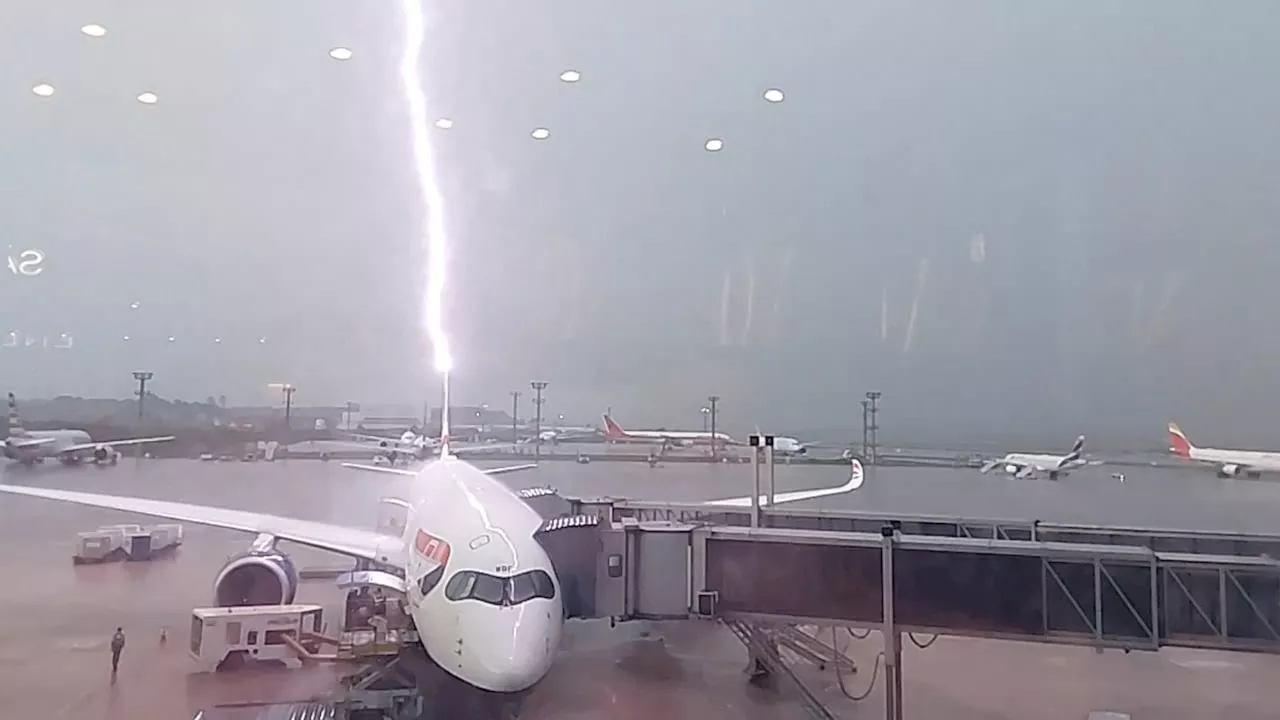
[110, 627, 126, 674]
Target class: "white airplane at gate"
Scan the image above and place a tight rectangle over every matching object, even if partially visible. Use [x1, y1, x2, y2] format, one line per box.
[0, 394, 864, 715]
[1168, 422, 1280, 478]
[978, 435, 1087, 480]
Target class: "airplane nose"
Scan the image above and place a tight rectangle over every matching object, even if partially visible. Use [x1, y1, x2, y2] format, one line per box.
[495, 647, 548, 691]
[460, 608, 557, 693]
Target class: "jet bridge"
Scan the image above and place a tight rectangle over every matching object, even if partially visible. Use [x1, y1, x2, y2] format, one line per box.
[583, 437, 1280, 559]
[592, 500, 1280, 558]
[581, 519, 1280, 655]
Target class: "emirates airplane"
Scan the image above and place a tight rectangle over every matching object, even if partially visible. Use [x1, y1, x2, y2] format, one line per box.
[1168, 422, 1280, 478]
[603, 414, 735, 449]
[0, 397, 863, 718]
[978, 435, 1088, 480]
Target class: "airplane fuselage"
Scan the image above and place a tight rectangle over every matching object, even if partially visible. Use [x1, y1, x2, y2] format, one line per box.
[3, 429, 91, 463]
[1184, 447, 1280, 475]
[1000, 452, 1063, 471]
[402, 457, 562, 693]
[602, 414, 733, 449]
[613, 430, 731, 447]
[772, 437, 807, 455]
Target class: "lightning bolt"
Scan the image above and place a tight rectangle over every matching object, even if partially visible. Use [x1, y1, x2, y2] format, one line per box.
[399, 0, 452, 375]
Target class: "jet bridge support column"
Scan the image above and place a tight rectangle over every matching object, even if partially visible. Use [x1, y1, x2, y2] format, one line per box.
[765, 436, 776, 508]
[881, 524, 903, 720]
[749, 435, 763, 528]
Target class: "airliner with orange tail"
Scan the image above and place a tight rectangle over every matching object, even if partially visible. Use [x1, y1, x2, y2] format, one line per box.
[1168, 423, 1280, 478]
[602, 414, 735, 449]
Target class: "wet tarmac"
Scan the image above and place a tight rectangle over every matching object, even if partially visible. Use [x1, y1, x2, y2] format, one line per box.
[0, 459, 1278, 719]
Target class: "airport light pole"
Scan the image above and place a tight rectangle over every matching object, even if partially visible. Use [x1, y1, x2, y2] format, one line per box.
[530, 381, 548, 461]
[132, 371, 153, 424]
[707, 394, 720, 460]
[865, 391, 881, 465]
[269, 383, 297, 430]
[861, 399, 870, 459]
[510, 391, 521, 444]
[701, 406, 710, 432]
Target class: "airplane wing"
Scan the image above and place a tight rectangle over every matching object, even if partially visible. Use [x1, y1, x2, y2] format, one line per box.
[1015, 465, 1039, 479]
[6, 437, 56, 449]
[323, 439, 414, 453]
[547, 431, 597, 442]
[0, 485, 404, 564]
[59, 435, 176, 454]
[341, 462, 538, 477]
[977, 460, 1003, 473]
[703, 459, 865, 507]
[420, 443, 529, 457]
[328, 441, 519, 457]
[344, 432, 404, 444]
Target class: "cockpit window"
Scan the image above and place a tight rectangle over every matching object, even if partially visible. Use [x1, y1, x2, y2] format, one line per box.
[509, 569, 556, 604]
[417, 564, 444, 596]
[444, 569, 557, 606]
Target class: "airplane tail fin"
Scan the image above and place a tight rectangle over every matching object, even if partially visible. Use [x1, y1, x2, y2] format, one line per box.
[1057, 435, 1086, 468]
[602, 414, 626, 439]
[7, 392, 27, 437]
[847, 458, 866, 490]
[1168, 422, 1193, 457]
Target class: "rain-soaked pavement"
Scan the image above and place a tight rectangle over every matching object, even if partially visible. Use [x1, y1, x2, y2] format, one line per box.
[1, 458, 1278, 719]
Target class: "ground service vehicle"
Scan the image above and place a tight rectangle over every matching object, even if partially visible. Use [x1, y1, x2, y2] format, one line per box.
[189, 604, 324, 672]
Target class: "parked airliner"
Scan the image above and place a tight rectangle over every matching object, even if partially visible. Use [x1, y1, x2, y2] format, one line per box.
[2, 393, 175, 466]
[0, 403, 862, 718]
[978, 435, 1087, 480]
[1169, 423, 1280, 478]
[603, 413, 735, 449]
[336, 430, 440, 465]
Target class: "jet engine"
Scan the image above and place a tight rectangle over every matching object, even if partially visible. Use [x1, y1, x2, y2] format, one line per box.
[1218, 464, 1242, 478]
[213, 549, 299, 606]
[92, 445, 119, 464]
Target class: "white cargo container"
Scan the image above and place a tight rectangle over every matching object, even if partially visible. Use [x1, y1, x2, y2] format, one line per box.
[73, 523, 183, 564]
[188, 604, 324, 672]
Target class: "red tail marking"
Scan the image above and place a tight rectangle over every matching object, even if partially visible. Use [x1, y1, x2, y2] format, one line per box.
[602, 414, 627, 439]
[414, 529, 451, 565]
[1169, 427, 1192, 458]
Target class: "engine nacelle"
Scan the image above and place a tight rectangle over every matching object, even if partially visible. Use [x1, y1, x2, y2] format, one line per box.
[213, 550, 298, 606]
[1218, 464, 1242, 478]
[92, 445, 119, 464]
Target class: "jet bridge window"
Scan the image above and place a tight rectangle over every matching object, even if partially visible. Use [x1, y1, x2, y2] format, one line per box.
[444, 570, 557, 606]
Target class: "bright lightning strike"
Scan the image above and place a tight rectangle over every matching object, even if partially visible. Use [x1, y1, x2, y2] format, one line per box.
[398, 0, 452, 375]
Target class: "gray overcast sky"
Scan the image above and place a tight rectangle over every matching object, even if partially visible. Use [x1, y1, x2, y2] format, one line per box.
[3, 1, 1280, 445]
